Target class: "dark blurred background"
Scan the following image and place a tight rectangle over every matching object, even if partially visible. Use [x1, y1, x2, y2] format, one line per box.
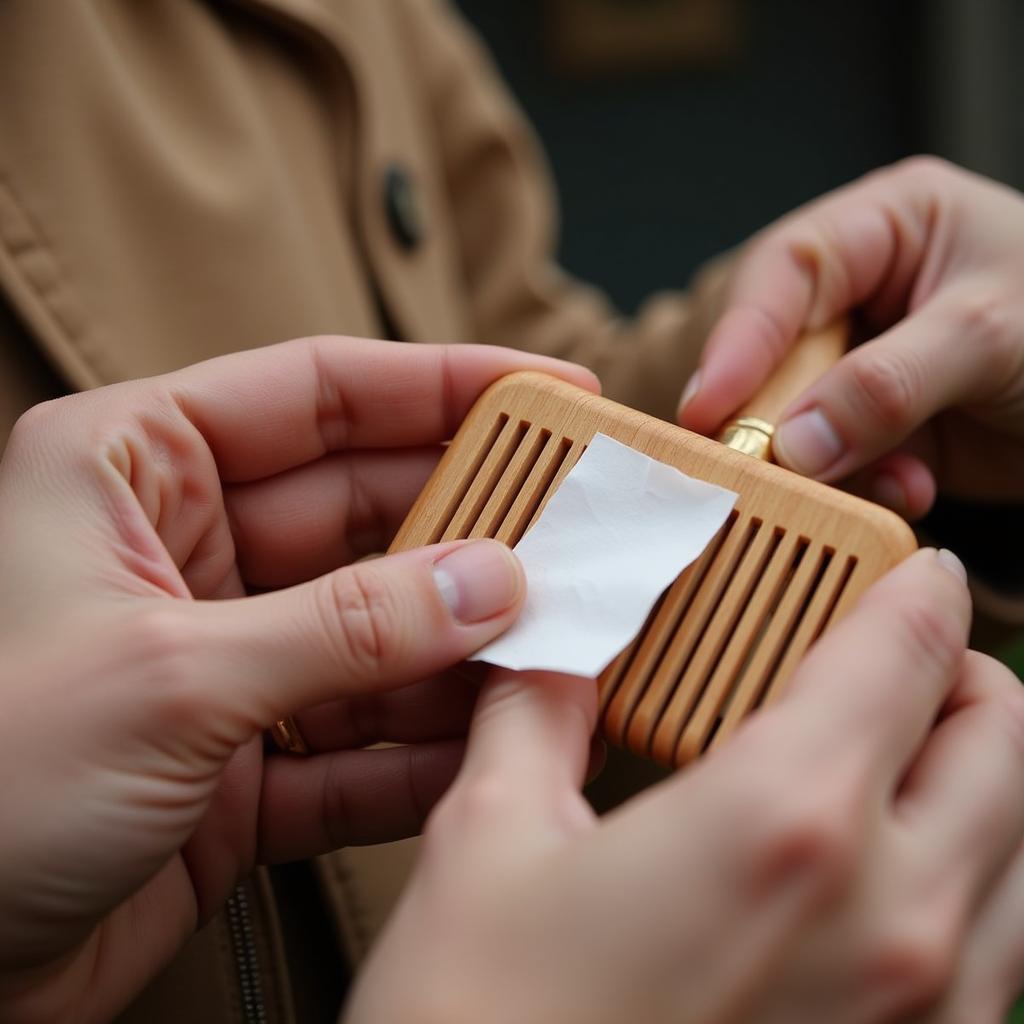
[452, 21, 1024, 1018]
[457, 0, 1024, 837]
[456, 0, 1024, 313]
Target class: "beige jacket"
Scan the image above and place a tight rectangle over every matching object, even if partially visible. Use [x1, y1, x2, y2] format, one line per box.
[0, 2, 718, 1021]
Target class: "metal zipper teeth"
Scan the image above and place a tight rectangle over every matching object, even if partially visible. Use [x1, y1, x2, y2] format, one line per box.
[225, 885, 268, 1024]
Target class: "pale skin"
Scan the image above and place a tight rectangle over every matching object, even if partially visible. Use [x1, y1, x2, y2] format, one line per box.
[1, 157, 1023, 1023]
[0, 337, 596, 1022]
[349, 552, 1024, 1024]
[679, 156, 1024, 518]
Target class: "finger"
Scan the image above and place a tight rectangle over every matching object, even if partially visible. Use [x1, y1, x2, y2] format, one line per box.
[188, 539, 524, 728]
[679, 159, 941, 434]
[258, 740, 465, 861]
[459, 671, 598, 800]
[590, 735, 833, 1012]
[931, 842, 1024, 1023]
[777, 548, 972, 788]
[850, 450, 938, 521]
[225, 447, 441, 587]
[172, 336, 599, 482]
[897, 652, 1024, 892]
[770, 293, 1016, 481]
[291, 666, 484, 752]
[437, 670, 598, 844]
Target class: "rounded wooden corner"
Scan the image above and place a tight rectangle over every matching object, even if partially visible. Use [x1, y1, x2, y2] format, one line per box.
[861, 500, 919, 565]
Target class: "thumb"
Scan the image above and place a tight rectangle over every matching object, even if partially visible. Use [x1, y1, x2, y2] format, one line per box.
[188, 539, 524, 728]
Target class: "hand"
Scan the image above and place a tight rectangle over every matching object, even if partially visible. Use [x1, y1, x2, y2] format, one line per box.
[0, 336, 598, 1023]
[679, 158, 1024, 519]
[347, 549, 1024, 1024]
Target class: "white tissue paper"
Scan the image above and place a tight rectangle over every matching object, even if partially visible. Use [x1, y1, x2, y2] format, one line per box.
[471, 433, 738, 678]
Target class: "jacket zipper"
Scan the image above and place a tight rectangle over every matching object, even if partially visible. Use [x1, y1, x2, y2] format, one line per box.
[225, 885, 268, 1024]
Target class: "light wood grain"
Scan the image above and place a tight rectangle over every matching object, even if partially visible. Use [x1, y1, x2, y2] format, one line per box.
[389, 369, 916, 768]
[727, 319, 849, 428]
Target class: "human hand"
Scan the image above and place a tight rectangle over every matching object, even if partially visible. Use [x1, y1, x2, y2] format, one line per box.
[679, 158, 1024, 519]
[0, 336, 598, 1023]
[347, 549, 1024, 1024]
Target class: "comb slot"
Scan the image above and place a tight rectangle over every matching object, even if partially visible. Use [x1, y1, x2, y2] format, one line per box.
[667, 525, 784, 764]
[813, 555, 860, 640]
[598, 638, 642, 719]
[598, 591, 667, 729]
[645, 519, 768, 765]
[428, 413, 508, 544]
[708, 538, 823, 748]
[600, 516, 735, 745]
[676, 529, 799, 762]
[441, 417, 526, 541]
[469, 425, 551, 539]
[494, 434, 573, 547]
[621, 516, 761, 760]
[761, 554, 858, 708]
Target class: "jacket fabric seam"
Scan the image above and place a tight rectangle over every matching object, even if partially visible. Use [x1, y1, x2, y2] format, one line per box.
[0, 174, 107, 390]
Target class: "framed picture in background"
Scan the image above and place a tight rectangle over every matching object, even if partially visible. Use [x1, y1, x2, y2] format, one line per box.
[548, 0, 745, 75]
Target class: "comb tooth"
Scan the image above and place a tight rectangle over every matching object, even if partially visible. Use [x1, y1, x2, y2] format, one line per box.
[647, 519, 769, 766]
[601, 522, 731, 747]
[667, 525, 782, 764]
[427, 414, 508, 544]
[817, 557, 862, 632]
[494, 433, 570, 547]
[709, 538, 822, 749]
[676, 529, 801, 763]
[468, 425, 549, 539]
[761, 552, 857, 707]
[626, 516, 760, 762]
[597, 637, 644, 719]
[441, 418, 526, 541]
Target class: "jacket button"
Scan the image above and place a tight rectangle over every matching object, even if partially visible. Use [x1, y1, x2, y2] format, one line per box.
[384, 163, 424, 251]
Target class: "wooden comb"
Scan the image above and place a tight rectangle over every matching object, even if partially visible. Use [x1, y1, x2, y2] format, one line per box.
[389, 323, 917, 768]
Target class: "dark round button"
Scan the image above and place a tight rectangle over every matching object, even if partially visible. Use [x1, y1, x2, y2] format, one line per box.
[384, 163, 423, 251]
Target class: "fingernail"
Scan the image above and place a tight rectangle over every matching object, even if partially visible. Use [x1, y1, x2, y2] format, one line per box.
[774, 408, 844, 476]
[678, 369, 702, 414]
[433, 541, 523, 624]
[937, 548, 968, 585]
[869, 474, 907, 515]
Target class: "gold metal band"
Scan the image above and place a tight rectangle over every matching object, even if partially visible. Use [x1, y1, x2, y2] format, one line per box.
[717, 416, 775, 462]
[269, 716, 309, 755]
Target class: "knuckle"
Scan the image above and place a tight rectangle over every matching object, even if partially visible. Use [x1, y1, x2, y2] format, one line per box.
[973, 653, 1024, 755]
[315, 565, 400, 678]
[320, 755, 355, 849]
[7, 397, 69, 454]
[730, 745, 861, 902]
[863, 916, 959, 1014]
[425, 774, 520, 844]
[846, 349, 921, 431]
[126, 605, 208, 725]
[1004, 683, 1024, 756]
[127, 605, 196, 677]
[954, 291, 1020, 376]
[896, 595, 965, 677]
[752, 793, 857, 898]
[891, 154, 957, 189]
